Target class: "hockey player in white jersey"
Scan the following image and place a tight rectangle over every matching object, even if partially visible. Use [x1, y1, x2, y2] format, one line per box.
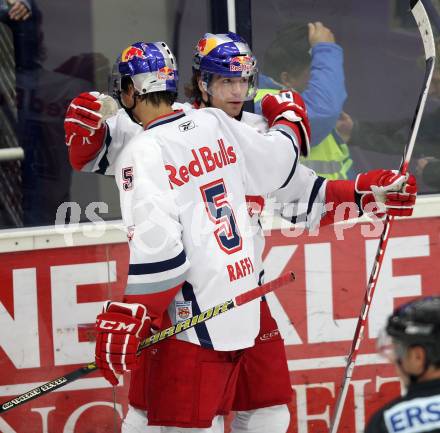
[93, 40, 306, 432]
[64, 36, 417, 433]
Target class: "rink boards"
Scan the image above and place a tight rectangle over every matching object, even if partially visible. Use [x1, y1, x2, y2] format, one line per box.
[0, 195, 439, 433]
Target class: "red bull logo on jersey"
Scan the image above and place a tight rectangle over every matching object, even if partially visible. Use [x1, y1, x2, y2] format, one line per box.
[230, 55, 253, 72]
[165, 138, 237, 189]
[121, 46, 146, 62]
[175, 301, 192, 322]
[157, 66, 175, 81]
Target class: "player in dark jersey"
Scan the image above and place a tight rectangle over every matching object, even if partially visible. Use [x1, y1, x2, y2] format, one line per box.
[366, 297, 440, 433]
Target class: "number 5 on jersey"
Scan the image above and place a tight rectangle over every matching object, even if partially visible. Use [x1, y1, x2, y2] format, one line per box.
[200, 179, 242, 254]
[122, 167, 134, 191]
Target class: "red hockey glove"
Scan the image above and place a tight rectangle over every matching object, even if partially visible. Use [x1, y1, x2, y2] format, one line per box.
[65, 92, 106, 135]
[355, 169, 417, 217]
[261, 89, 311, 157]
[95, 301, 151, 386]
[64, 92, 118, 170]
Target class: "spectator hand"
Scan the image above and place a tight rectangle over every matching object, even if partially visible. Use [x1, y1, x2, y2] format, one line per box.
[355, 169, 417, 217]
[336, 112, 354, 143]
[95, 301, 151, 386]
[415, 156, 436, 177]
[261, 89, 311, 156]
[308, 21, 335, 46]
[7, 0, 31, 20]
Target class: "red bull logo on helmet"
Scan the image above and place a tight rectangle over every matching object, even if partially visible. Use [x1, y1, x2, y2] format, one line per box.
[121, 45, 146, 62]
[157, 66, 175, 81]
[197, 37, 218, 55]
[230, 55, 253, 72]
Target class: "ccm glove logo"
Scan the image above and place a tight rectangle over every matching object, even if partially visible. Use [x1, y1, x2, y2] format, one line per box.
[95, 310, 146, 335]
[97, 319, 136, 333]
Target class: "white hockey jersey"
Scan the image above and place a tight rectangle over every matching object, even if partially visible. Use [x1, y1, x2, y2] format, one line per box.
[82, 104, 328, 284]
[115, 107, 300, 350]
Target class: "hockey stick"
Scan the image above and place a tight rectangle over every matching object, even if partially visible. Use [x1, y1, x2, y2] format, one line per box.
[0, 271, 295, 414]
[329, 2, 436, 432]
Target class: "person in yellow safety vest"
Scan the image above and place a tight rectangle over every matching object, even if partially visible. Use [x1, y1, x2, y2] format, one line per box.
[303, 128, 353, 180]
[254, 21, 354, 180]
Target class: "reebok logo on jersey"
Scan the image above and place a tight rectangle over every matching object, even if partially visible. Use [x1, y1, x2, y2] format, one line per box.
[178, 120, 195, 132]
[165, 138, 237, 188]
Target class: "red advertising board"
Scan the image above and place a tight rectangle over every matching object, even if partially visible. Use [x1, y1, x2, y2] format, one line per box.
[266, 216, 439, 433]
[0, 216, 438, 432]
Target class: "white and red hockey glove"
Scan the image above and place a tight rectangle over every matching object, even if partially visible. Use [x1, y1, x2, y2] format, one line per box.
[64, 92, 118, 170]
[95, 301, 151, 386]
[261, 89, 311, 157]
[355, 169, 417, 217]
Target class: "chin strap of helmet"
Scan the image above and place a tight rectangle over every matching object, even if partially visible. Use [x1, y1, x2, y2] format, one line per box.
[117, 93, 141, 125]
[201, 94, 212, 108]
[199, 71, 214, 108]
[235, 108, 244, 121]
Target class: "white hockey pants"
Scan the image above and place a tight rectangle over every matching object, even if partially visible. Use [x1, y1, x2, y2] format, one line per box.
[121, 405, 224, 433]
[230, 404, 290, 433]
